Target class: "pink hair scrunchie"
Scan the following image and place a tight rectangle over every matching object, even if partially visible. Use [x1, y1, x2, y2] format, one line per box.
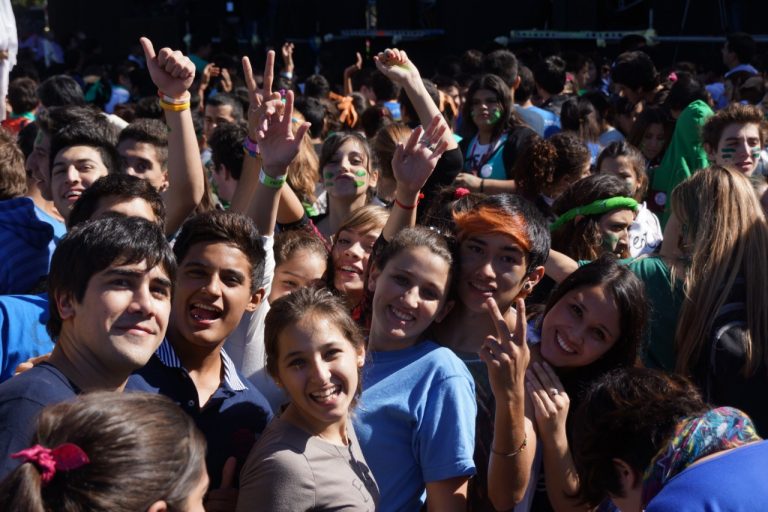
[11, 443, 90, 485]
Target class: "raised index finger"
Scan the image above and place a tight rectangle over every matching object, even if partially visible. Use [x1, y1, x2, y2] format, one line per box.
[263, 50, 275, 97]
[485, 297, 513, 345]
[513, 298, 527, 347]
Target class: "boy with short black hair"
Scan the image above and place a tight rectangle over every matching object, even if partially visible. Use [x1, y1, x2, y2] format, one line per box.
[1, 77, 38, 134]
[0, 215, 175, 478]
[117, 117, 169, 191]
[128, 210, 273, 490]
[209, 122, 247, 204]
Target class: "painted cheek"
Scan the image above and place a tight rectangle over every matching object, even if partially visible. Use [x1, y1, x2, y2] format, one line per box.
[751, 147, 762, 160]
[602, 232, 620, 251]
[720, 147, 736, 160]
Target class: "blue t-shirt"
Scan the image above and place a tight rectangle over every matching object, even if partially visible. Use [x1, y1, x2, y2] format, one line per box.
[0, 294, 53, 383]
[0, 362, 79, 479]
[0, 198, 65, 295]
[647, 440, 768, 511]
[353, 341, 477, 512]
[127, 338, 273, 488]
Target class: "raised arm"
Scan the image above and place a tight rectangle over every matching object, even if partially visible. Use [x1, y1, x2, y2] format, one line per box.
[480, 298, 538, 510]
[343, 52, 363, 96]
[382, 115, 447, 240]
[373, 48, 457, 151]
[140, 37, 205, 235]
[243, 53, 309, 238]
[545, 249, 579, 283]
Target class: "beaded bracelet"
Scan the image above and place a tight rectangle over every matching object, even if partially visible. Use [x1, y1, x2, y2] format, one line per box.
[259, 168, 286, 189]
[243, 136, 260, 158]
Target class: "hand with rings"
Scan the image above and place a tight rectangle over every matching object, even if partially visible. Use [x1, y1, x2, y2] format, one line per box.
[391, 114, 448, 196]
[526, 361, 570, 446]
[479, 297, 529, 402]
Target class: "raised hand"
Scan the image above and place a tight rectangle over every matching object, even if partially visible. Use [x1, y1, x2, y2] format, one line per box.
[199, 62, 220, 92]
[140, 37, 194, 98]
[479, 297, 530, 402]
[242, 50, 280, 140]
[391, 114, 448, 195]
[373, 48, 420, 86]
[526, 361, 570, 444]
[220, 67, 233, 92]
[344, 51, 364, 77]
[253, 90, 310, 176]
[281, 42, 295, 73]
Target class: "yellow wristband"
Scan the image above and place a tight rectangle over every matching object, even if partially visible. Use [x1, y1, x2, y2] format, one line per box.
[159, 100, 191, 112]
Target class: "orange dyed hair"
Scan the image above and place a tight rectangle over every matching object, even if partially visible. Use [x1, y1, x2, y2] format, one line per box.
[454, 205, 532, 252]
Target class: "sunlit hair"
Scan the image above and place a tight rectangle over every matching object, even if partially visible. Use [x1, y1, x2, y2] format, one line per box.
[286, 119, 320, 205]
[371, 123, 412, 181]
[265, 286, 365, 405]
[0, 392, 206, 512]
[333, 204, 389, 244]
[701, 102, 766, 150]
[672, 165, 768, 376]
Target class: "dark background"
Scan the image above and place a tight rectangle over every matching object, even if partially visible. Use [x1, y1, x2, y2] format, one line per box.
[14, 0, 766, 80]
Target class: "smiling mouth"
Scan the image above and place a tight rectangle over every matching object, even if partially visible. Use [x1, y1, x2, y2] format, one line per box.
[189, 303, 223, 322]
[309, 385, 342, 404]
[65, 190, 82, 201]
[556, 332, 576, 354]
[338, 266, 362, 277]
[389, 305, 415, 323]
[469, 281, 495, 295]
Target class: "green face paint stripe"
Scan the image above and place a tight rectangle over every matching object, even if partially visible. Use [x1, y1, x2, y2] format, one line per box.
[354, 180, 366, 187]
[324, 172, 335, 179]
[720, 148, 737, 153]
[354, 170, 367, 177]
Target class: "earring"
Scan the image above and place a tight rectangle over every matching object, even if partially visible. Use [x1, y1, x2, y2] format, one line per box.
[523, 282, 532, 291]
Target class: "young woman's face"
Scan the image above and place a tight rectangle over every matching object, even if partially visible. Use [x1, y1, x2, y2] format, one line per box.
[540, 284, 621, 368]
[323, 139, 373, 199]
[597, 209, 635, 258]
[599, 156, 639, 196]
[640, 123, 666, 161]
[459, 232, 529, 313]
[269, 249, 327, 303]
[470, 88, 503, 128]
[276, 315, 364, 437]
[369, 246, 451, 351]
[332, 226, 381, 301]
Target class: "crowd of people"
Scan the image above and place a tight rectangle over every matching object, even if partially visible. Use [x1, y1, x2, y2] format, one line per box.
[0, 16, 767, 511]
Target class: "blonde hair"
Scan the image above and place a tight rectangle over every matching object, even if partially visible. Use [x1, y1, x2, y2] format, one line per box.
[286, 118, 320, 205]
[371, 123, 412, 181]
[673, 165, 768, 376]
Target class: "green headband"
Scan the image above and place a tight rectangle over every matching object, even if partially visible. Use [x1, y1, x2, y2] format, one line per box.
[550, 196, 638, 231]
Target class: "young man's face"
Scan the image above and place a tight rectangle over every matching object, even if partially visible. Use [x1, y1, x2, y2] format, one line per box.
[117, 139, 169, 192]
[57, 259, 172, 374]
[204, 104, 236, 141]
[711, 122, 762, 176]
[51, 145, 110, 221]
[171, 241, 263, 348]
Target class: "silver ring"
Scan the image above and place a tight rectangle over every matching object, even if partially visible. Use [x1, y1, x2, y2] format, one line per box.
[550, 388, 559, 396]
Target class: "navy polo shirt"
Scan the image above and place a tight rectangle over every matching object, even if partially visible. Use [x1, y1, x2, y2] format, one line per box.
[0, 362, 80, 479]
[127, 339, 273, 488]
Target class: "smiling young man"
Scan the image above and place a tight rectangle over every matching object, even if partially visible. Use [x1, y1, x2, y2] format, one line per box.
[0, 215, 175, 478]
[127, 211, 272, 491]
[702, 102, 766, 176]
